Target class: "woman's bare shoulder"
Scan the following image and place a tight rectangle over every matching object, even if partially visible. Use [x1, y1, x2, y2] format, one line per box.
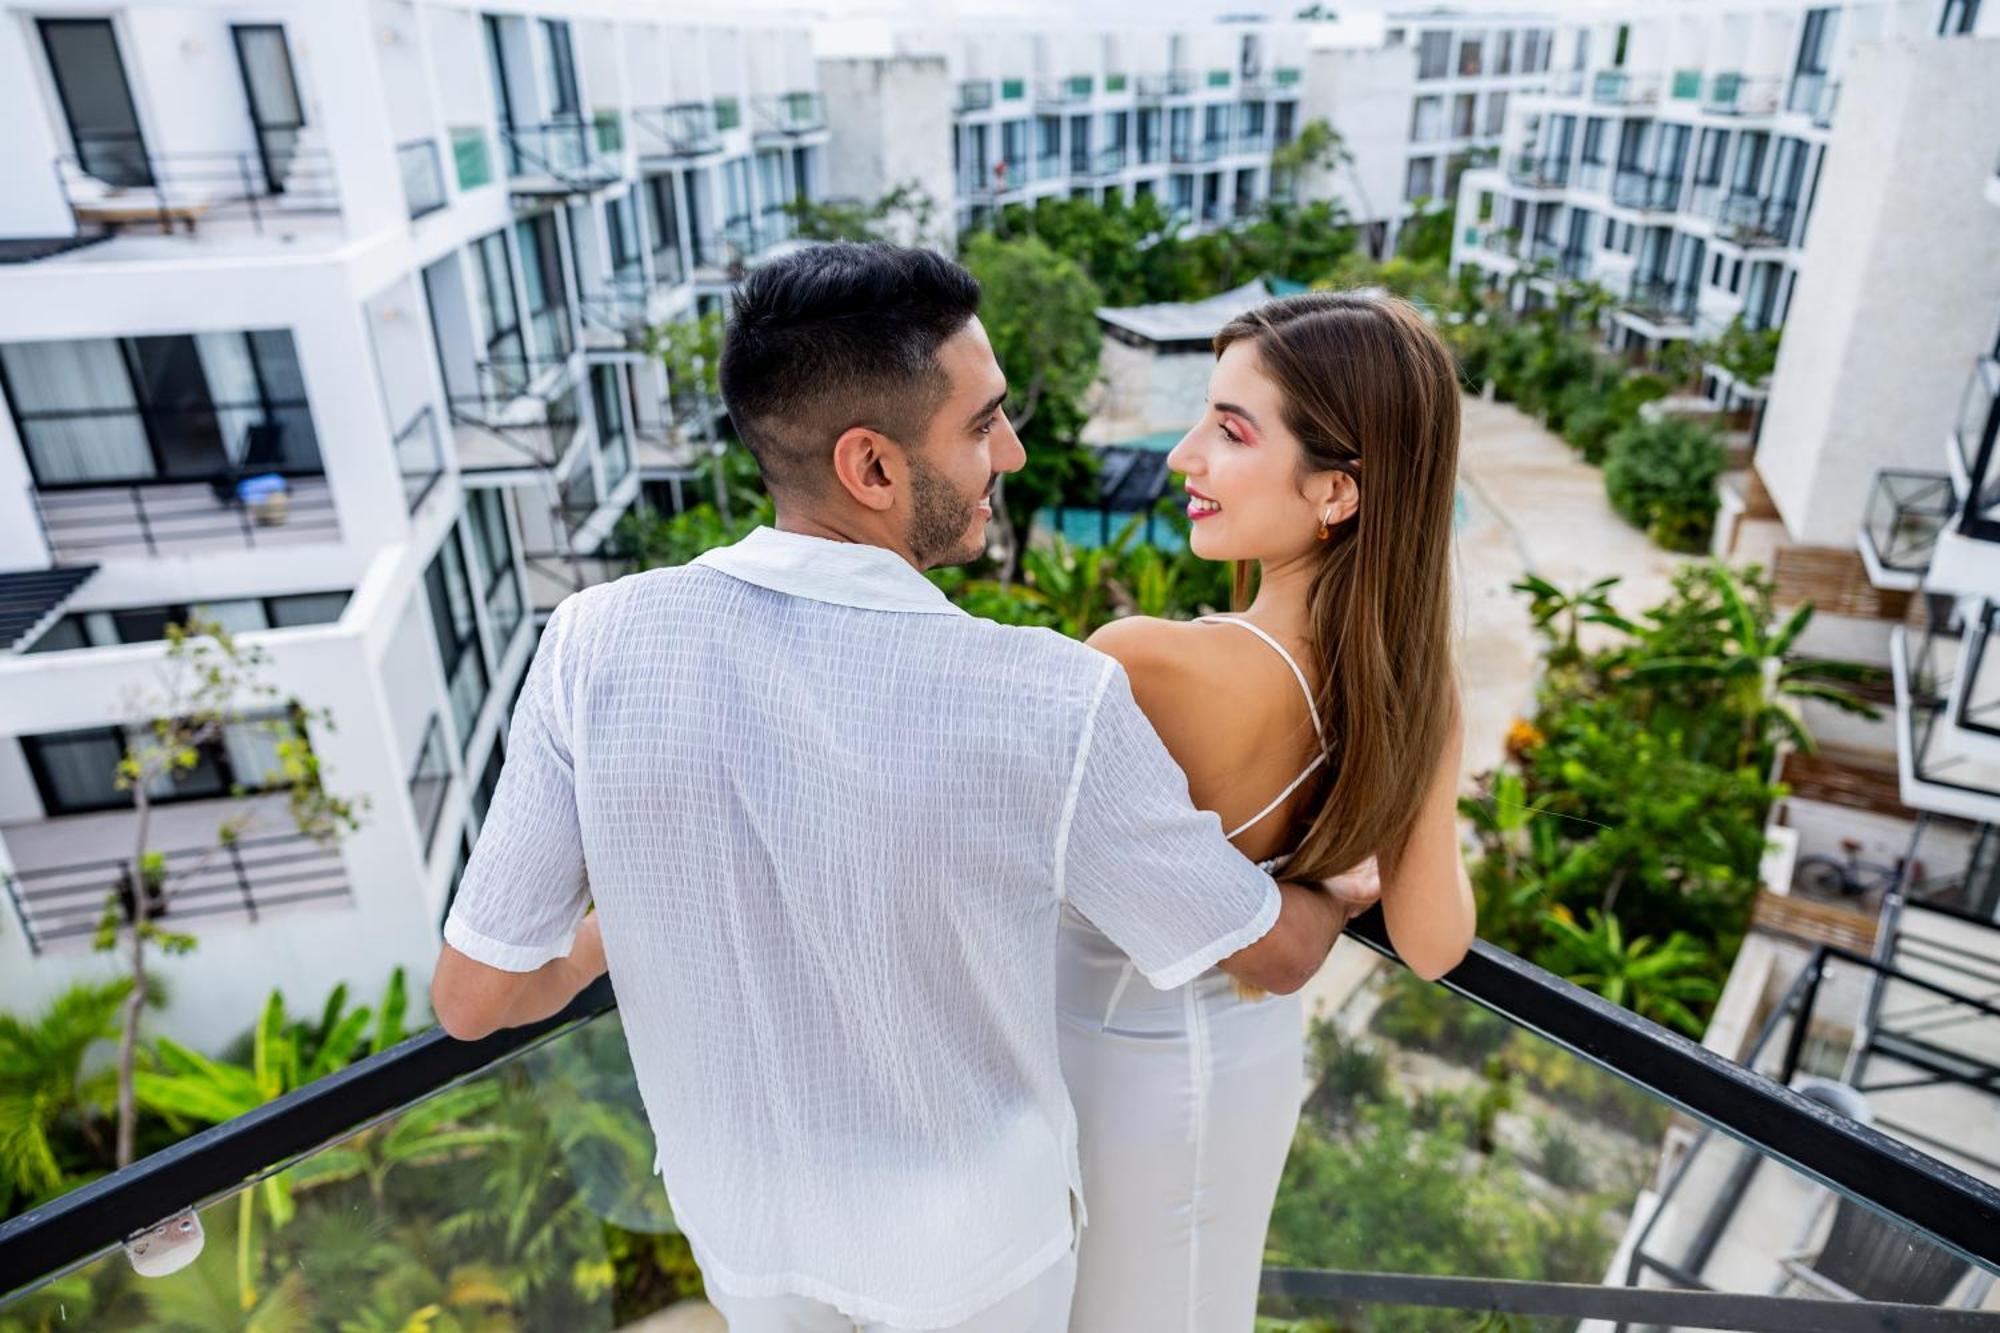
[1087, 616, 1292, 722]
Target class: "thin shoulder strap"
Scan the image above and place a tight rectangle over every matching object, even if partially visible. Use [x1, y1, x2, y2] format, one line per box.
[1198, 616, 1324, 740]
[1198, 615, 1330, 841]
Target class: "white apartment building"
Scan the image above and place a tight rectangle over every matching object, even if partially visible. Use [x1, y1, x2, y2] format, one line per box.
[0, 0, 827, 1046]
[1449, 0, 1953, 408]
[814, 7, 1559, 256]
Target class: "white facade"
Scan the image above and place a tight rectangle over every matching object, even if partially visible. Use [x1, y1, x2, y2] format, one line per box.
[0, 0, 826, 1046]
[1449, 0, 1946, 388]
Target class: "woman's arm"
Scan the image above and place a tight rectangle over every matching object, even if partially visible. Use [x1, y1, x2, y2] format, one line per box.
[1380, 710, 1477, 981]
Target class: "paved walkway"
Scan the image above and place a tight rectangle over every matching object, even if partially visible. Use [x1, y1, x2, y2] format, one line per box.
[1298, 391, 1691, 1024]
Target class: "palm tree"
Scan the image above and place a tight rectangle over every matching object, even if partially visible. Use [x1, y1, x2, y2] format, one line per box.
[1538, 908, 1721, 1036]
[1626, 565, 1881, 766]
[1514, 574, 1636, 666]
[0, 979, 136, 1211]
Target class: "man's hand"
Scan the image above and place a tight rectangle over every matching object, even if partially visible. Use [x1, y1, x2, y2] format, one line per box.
[432, 914, 607, 1042]
[1320, 856, 1382, 919]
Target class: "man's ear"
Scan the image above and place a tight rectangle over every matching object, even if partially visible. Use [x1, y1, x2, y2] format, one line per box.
[831, 426, 900, 512]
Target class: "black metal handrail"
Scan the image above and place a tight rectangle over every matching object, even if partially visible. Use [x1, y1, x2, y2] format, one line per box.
[393, 404, 444, 513]
[1625, 275, 1700, 324]
[54, 134, 340, 237]
[633, 103, 721, 158]
[1718, 192, 1798, 247]
[499, 120, 619, 192]
[31, 474, 339, 563]
[4, 908, 1999, 1305]
[4, 827, 350, 956]
[1864, 469, 1954, 577]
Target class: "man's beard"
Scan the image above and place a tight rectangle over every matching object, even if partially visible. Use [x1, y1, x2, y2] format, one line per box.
[907, 452, 991, 568]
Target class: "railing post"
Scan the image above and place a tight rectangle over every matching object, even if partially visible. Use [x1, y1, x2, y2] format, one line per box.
[241, 154, 261, 234]
[227, 840, 256, 923]
[1777, 950, 1826, 1085]
[132, 485, 157, 557]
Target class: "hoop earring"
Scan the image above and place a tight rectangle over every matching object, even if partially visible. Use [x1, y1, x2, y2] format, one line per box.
[1317, 507, 1334, 541]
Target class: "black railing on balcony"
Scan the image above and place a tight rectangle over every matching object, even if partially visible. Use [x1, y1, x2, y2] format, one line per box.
[1703, 73, 1785, 115]
[30, 470, 338, 564]
[1718, 192, 1798, 247]
[1864, 469, 1954, 578]
[407, 713, 450, 859]
[752, 92, 825, 137]
[1136, 70, 1196, 98]
[633, 103, 721, 157]
[1612, 166, 1683, 211]
[498, 120, 620, 193]
[579, 268, 652, 349]
[1625, 275, 1700, 324]
[395, 138, 447, 220]
[2, 909, 1997, 1324]
[393, 404, 444, 513]
[3, 827, 351, 955]
[54, 133, 339, 237]
[448, 360, 582, 471]
[1508, 153, 1572, 188]
[1954, 356, 2000, 539]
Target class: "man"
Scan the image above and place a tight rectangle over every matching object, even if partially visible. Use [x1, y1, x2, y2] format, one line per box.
[432, 243, 1361, 1332]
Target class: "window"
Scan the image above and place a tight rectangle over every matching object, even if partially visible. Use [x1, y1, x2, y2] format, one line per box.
[469, 229, 523, 370]
[1, 331, 321, 487]
[540, 19, 579, 119]
[1522, 29, 1551, 73]
[1417, 31, 1451, 80]
[1484, 90, 1509, 136]
[1794, 8, 1838, 79]
[1457, 34, 1483, 76]
[1404, 156, 1437, 202]
[513, 213, 572, 361]
[1410, 96, 1444, 143]
[1939, 0, 1982, 34]
[1694, 129, 1728, 185]
[1493, 31, 1515, 74]
[24, 711, 300, 817]
[645, 174, 681, 271]
[1730, 131, 1768, 194]
[1602, 216, 1617, 249]
[1453, 94, 1477, 139]
[605, 192, 641, 276]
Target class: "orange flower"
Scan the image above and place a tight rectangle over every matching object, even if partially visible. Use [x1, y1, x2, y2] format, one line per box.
[1505, 718, 1546, 756]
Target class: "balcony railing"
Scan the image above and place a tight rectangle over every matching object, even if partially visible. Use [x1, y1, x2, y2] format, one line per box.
[1624, 275, 1700, 325]
[1479, 227, 1519, 257]
[499, 120, 620, 193]
[54, 134, 340, 238]
[1717, 192, 1798, 247]
[2, 907, 1996, 1325]
[3, 826, 350, 955]
[752, 92, 825, 138]
[1702, 73, 1785, 115]
[1507, 153, 1571, 189]
[1082, 145, 1127, 178]
[579, 269, 652, 350]
[1789, 72, 1843, 127]
[407, 714, 450, 859]
[956, 80, 994, 113]
[1173, 138, 1227, 165]
[1612, 167, 1683, 211]
[1954, 356, 2000, 527]
[1863, 469, 1954, 580]
[393, 404, 444, 513]
[1136, 70, 1196, 99]
[1034, 77, 1090, 106]
[448, 360, 582, 473]
[1552, 69, 1587, 97]
[1577, 159, 1609, 193]
[395, 138, 447, 220]
[1593, 70, 1663, 105]
[632, 103, 721, 158]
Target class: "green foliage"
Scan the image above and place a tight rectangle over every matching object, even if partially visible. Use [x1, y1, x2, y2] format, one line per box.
[787, 181, 940, 246]
[646, 309, 725, 418]
[1711, 316, 1782, 391]
[0, 980, 142, 1212]
[1538, 909, 1720, 1036]
[1603, 417, 1726, 553]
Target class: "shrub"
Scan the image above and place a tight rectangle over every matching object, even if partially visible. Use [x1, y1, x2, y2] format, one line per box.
[1603, 418, 1725, 553]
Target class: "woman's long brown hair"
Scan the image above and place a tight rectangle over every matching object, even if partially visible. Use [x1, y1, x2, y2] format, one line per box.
[1214, 291, 1460, 883]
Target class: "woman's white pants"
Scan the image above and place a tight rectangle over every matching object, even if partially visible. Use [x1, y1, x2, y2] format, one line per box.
[1055, 908, 1303, 1333]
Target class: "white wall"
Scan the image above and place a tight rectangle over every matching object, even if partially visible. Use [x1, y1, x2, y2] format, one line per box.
[819, 54, 957, 247]
[1757, 36, 2000, 548]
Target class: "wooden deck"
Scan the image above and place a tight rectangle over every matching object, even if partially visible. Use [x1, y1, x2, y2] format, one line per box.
[1777, 745, 1911, 819]
[1750, 888, 1880, 954]
[1772, 544, 1913, 621]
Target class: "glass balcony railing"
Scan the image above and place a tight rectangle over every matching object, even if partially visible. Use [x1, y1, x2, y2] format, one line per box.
[448, 358, 582, 473]
[1862, 469, 1954, 579]
[3, 910, 1997, 1328]
[394, 137, 447, 220]
[1716, 192, 1798, 247]
[631, 103, 721, 158]
[52, 131, 341, 241]
[1955, 356, 2000, 537]
[1612, 166, 1683, 212]
[1624, 275, 1700, 325]
[1593, 70, 1663, 105]
[1702, 73, 1785, 116]
[752, 91, 825, 138]
[499, 120, 621, 193]
[1789, 72, 1843, 127]
[1507, 153, 1571, 189]
[393, 403, 444, 513]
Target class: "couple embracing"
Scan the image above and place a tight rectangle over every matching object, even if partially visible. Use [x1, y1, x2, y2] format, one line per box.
[430, 242, 1475, 1332]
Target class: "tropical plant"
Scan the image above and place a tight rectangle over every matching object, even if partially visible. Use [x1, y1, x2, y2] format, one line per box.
[0, 979, 141, 1212]
[100, 621, 366, 1169]
[1537, 908, 1721, 1037]
[1710, 317, 1783, 393]
[1602, 417, 1726, 553]
[1512, 574, 1636, 667]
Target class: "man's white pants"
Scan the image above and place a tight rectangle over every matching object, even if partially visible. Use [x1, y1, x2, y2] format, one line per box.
[705, 1252, 1078, 1333]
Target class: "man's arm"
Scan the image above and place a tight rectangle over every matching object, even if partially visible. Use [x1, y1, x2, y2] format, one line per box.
[433, 916, 607, 1041]
[1219, 860, 1382, 993]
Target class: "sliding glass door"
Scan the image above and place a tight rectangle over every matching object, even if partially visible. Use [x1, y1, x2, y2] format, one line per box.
[38, 18, 151, 188]
[231, 25, 306, 194]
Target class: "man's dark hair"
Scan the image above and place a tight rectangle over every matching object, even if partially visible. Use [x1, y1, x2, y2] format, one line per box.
[718, 242, 982, 495]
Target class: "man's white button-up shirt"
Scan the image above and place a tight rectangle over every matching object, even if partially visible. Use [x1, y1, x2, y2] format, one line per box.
[444, 526, 1280, 1327]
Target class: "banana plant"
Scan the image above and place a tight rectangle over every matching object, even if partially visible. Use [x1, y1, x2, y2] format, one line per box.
[1538, 908, 1721, 1036]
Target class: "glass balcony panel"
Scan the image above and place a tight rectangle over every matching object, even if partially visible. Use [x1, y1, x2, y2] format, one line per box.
[1861, 469, 1952, 577]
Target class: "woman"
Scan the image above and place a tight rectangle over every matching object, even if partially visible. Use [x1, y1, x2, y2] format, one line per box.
[1058, 290, 1478, 1331]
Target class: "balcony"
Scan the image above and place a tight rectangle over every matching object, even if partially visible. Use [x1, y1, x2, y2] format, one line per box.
[752, 92, 825, 140]
[393, 404, 445, 514]
[633, 103, 721, 159]
[1593, 71, 1664, 106]
[1612, 167, 1683, 212]
[448, 360, 583, 478]
[1080, 145, 1127, 179]
[1861, 470, 1954, 590]
[1035, 77, 1093, 107]
[1507, 153, 1571, 190]
[1136, 70, 1196, 100]
[1952, 356, 2000, 520]
[579, 269, 652, 351]
[1716, 193, 1797, 248]
[1551, 69, 1587, 97]
[1172, 138, 1228, 166]
[1477, 226, 1520, 259]
[50, 135, 340, 250]
[1, 791, 351, 954]
[2, 906, 1995, 1327]
[1896, 607, 2000, 818]
[1788, 73, 1843, 128]
[1702, 73, 1785, 116]
[1623, 275, 1700, 327]
[499, 120, 621, 196]
[394, 138, 447, 220]
[956, 80, 994, 114]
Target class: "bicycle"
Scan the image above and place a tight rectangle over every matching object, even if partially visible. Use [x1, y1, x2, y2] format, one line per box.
[1793, 839, 1911, 899]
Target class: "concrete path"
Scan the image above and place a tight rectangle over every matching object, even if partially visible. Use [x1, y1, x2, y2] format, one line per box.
[1299, 392, 1692, 1024]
